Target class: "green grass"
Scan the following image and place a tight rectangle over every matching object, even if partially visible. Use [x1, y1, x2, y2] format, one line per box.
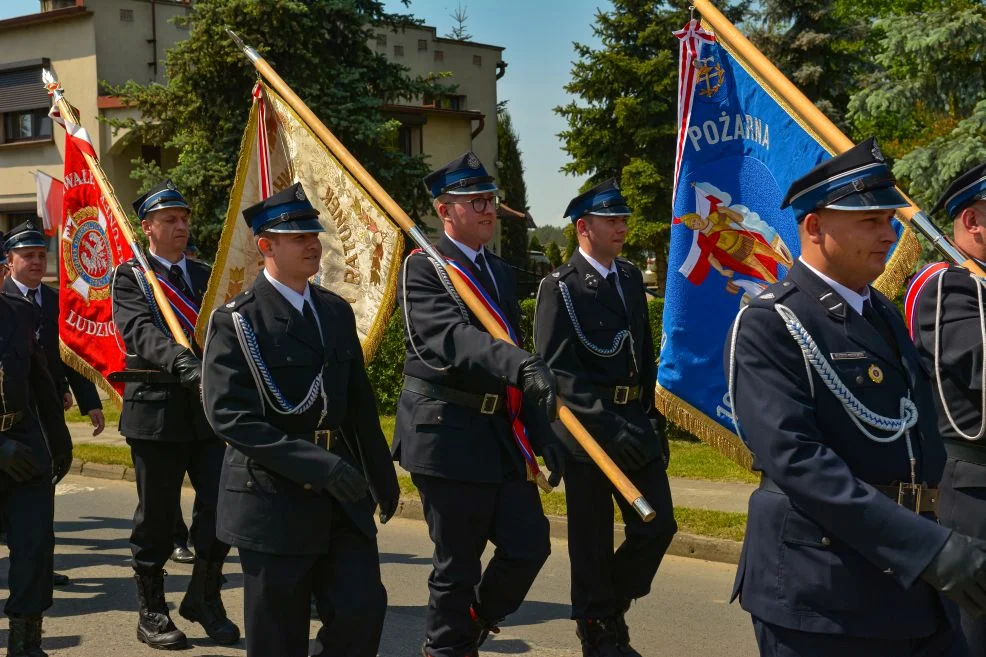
[65, 405, 121, 425]
[74, 443, 133, 467]
[666, 438, 759, 484]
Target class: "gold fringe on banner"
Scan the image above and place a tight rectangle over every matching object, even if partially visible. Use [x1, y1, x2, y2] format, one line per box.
[59, 341, 122, 407]
[654, 382, 753, 471]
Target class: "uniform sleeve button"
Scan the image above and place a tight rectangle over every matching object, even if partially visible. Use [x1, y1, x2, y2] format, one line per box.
[820, 536, 831, 546]
[303, 483, 313, 491]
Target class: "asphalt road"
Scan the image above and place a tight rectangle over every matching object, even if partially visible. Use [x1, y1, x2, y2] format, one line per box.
[0, 475, 759, 656]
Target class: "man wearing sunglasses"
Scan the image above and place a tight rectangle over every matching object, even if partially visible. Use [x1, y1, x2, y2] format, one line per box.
[394, 151, 565, 657]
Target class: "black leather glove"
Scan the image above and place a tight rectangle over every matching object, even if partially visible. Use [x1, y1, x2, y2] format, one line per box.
[540, 442, 568, 488]
[920, 532, 986, 616]
[651, 416, 670, 470]
[378, 489, 399, 525]
[53, 451, 73, 484]
[323, 455, 369, 504]
[172, 349, 202, 391]
[612, 423, 650, 472]
[518, 356, 558, 421]
[0, 439, 41, 483]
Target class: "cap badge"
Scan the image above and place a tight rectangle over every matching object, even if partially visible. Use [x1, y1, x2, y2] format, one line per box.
[871, 142, 885, 163]
[166, 180, 177, 190]
[25, 221, 34, 231]
[296, 186, 306, 201]
[466, 153, 481, 169]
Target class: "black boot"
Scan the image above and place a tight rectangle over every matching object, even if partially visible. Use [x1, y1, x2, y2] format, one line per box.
[134, 571, 188, 650]
[179, 560, 240, 644]
[575, 618, 624, 657]
[614, 602, 643, 657]
[7, 616, 46, 657]
[469, 604, 501, 649]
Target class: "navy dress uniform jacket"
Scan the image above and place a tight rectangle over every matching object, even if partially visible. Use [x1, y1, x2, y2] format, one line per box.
[0, 292, 73, 480]
[202, 273, 399, 553]
[3, 279, 102, 415]
[726, 261, 951, 639]
[534, 251, 662, 463]
[393, 234, 550, 482]
[111, 257, 213, 442]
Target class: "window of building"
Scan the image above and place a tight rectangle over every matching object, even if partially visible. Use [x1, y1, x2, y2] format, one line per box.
[376, 33, 387, 47]
[2, 108, 52, 144]
[394, 45, 404, 57]
[422, 94, 465, 111]
[434, 50, 444, 62]
[120, 8, 134, 21]
[0, 59, 54, 146]
[417, 39, 428, 52]
[473, 55, 482, 67]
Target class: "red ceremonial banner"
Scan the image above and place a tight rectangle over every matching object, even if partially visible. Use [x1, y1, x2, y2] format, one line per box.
[55, 116, 134, 400]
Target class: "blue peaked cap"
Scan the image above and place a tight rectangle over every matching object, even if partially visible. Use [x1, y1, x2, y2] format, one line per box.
[242, 183, 323, 236]
[564, 178, 632, 222]
[933, 162, 986, 219]
[424, 151, 498, 198]
[781, 138, 907, 222]
[133, 179, 190, 221]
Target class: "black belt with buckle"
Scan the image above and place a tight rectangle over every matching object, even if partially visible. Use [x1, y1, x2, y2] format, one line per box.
[944, 439, 986, 466]
[759, 476, 937, 514]
[591, 383, 641, 405]
[403, 376, 505, 415]
[0, 411, 24, 432]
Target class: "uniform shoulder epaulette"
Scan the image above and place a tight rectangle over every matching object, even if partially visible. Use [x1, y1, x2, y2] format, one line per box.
[310, 283, 348, 307]
[548, 262, 577, 281]
[747, 280, 796, 309]
[0, 290, 31, 307]
[219, 287, 255, 312]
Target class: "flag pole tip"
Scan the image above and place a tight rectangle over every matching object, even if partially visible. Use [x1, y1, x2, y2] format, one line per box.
[225, 28, 260, 62]
[42, 68, 55, 84]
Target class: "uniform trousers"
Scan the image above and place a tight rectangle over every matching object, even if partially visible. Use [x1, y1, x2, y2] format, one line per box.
[127, 438, 229, 573]
[563, 455, 676, 619]
[413, 473, 551, 657]
[1, 477, 54, 616]
[938, 456, 986, 657]
[752, 617, 968, 657]
[238, 505, 386, 657]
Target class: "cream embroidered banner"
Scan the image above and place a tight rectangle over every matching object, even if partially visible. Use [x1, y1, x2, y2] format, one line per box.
[197, 83, 403, 360]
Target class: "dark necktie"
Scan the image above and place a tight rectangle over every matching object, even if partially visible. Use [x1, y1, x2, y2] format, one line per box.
[168, 264, 193, 298]
[474, 252, 499, 304]
[26, 288, 40, 308]
[302, 300, 321, 339]
[863, 299, 899, 357]
[606, 271, 626, 309]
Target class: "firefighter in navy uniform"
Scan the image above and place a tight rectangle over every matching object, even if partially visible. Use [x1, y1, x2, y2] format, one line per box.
[910, 161, 986, 657]
[393, 152, 564, 657]
[201, 183, 400, 657]
[111, 180, 239, 649]
[0, 242, 73, 657]
[726, 138, 986, 657]
[535, 179, 676, 657]
[3, 220, 104, 587]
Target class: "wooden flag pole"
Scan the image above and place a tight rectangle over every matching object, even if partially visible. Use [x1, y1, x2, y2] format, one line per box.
[227, 30, 656, 521]
[691, 0, 985, 277]
[42, 69, 192, 349]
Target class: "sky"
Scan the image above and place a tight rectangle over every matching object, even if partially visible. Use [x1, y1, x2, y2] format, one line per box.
[1, 0, 607, 227]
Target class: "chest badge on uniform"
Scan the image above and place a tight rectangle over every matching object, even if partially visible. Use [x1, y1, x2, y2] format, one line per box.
[867, 364, 884, 384]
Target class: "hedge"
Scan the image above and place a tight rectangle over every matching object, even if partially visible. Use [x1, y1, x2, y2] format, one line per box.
[368, 298, 668, 417]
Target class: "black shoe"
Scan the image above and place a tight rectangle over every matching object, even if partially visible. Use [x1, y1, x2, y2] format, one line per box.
[179, 559, 240, 645]
[133, 571, 188, 650]
[52, 571, 69, 586]
[170, 546, 195, 564]
[576, 618, 624, 657]
[8, 616, 47, 657]
[614, 604, 642, 657]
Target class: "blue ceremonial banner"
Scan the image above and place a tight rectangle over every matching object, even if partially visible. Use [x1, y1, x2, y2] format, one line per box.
[656, 20, 918, 466]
